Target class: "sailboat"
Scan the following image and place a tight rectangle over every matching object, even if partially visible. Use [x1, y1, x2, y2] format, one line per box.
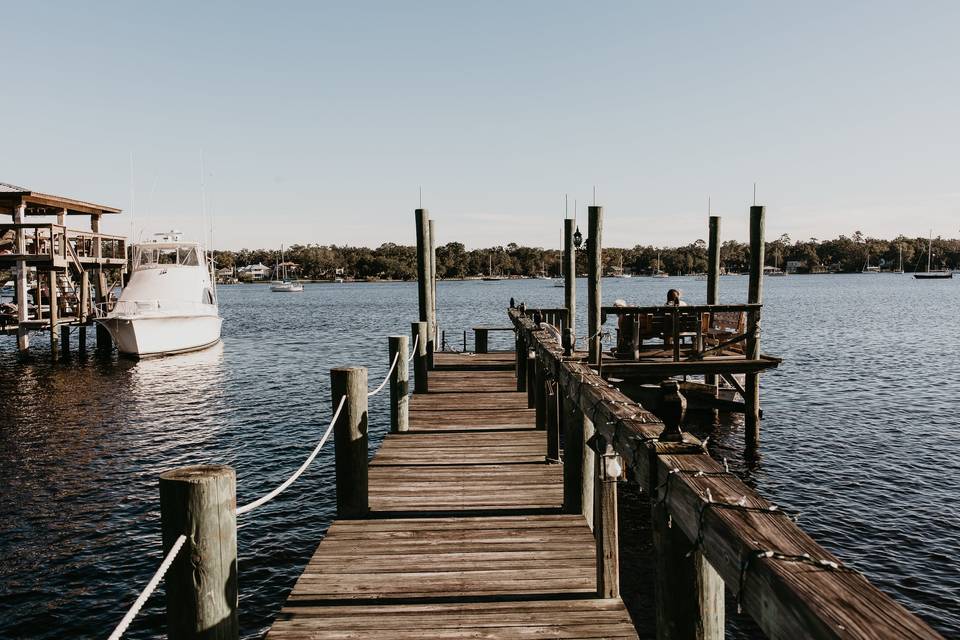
[893, 245, 904, 274]
[610, 254, 631, 278]
[271, 245, 305, 292]
[861, 251, 880, 273]
[651, 251, 669, 278]
[914, 231, 953, 279]
[482, 253, 504, 281]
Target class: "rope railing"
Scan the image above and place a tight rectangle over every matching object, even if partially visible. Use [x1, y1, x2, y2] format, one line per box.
[368, 351, 400, 397]
[107, 534, 187, 640]
[408, 333, 419, 362]
[236, 394, 347, 516]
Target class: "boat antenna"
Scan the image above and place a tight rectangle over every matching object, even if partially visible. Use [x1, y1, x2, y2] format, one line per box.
[753, 182, 757, 206]
[593, 185, 596, 205]
[129, 152, 135, 243]
[565, 193, 568, 219]
[708, 196, 711, 215]
[419, 186, 422, 208]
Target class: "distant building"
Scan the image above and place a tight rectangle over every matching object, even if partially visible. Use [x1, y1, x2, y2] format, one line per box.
[785, 260, 802, 274]
[237, 263, 272, 281]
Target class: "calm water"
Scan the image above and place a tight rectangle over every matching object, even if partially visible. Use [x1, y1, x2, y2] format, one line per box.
[1, 275, 958, 638]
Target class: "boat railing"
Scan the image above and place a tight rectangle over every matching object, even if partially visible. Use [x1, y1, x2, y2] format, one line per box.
[95, 300, 217, 318]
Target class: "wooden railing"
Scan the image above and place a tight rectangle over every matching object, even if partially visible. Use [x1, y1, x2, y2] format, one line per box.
[509, 306, 941, 640]
[0, 223, 127, 266]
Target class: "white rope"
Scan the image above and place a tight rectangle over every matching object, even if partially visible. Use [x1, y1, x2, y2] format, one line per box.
[368, 351, 400, 397]
[107, 534, 187, 640]
[408, 334, 419, 362]
[236, 395, 347, 516]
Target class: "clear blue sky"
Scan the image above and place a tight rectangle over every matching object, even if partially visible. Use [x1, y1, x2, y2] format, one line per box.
[3, 2, 959, 249]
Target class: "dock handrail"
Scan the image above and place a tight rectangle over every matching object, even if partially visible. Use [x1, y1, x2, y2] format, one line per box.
[510, 305, 941, 640]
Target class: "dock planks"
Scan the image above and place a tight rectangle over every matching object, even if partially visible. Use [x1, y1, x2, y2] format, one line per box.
[268, 352, 638, 639]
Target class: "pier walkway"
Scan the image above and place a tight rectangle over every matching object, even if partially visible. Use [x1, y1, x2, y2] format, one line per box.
[267, 352, 639, 639]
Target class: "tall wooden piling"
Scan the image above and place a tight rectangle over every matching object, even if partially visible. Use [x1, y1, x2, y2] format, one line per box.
[526, 351, 536, 409]
[587, 206, 603, 365]
[331, 367, 369, 518]
[414, 209, 434, 369]
[745, 205, 765, 448]
[705, 215, 721, 387]
[411, 322, 428, 394]
[48, 270, 59, 357]
[582, 415, 596, 531]
[429, 218, 437, 356]
[389, 336, 409, 433]
[516, 330, 527, 392]
[14, 202, 28, 352]
[564, 218, 576, 344]
[159, 465, 239, 640]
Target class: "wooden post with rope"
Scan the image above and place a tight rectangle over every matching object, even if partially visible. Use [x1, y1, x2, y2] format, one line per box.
[705, 215, 721, 387]
[331, 367, 369, 518]
[564, 218, 576, 349]
[389, 335, 409, 433]
[159, 465, 239, 640]
[587, 206, 603, 365]
[745, 205, 765, 449]
[415, 209, 434, 370]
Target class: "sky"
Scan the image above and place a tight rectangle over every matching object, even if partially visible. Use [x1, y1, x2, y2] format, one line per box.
[3, 1, 959, 250]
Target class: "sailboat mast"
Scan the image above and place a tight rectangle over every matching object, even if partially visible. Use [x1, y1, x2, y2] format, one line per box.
[928, 231, 932, 273]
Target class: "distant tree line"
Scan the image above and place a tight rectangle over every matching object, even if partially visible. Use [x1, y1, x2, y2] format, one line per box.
[210, 232, 960, 280]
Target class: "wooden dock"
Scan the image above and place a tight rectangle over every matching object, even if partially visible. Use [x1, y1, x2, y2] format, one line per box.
[267, 352, 639, 639]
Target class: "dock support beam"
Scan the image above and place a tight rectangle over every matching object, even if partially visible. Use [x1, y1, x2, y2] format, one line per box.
[48, 271, 59, 358]
[745, 205, 765, 449]
[595, 453, 619, 598]
[534, 355, 546, 431]
[515, 330, 527, 392]
[411, 322, 428, 394]
[582, 415, 596, 531]
[159, 465, 239, 640]
[562, 395, 584, 514]
[587, 206, 603, 365]
[545, 380, 560, 462]
[331, 367, 369, 518]
[564, 218, 576, 349]
[14, 201, 28, 352]
[651, 462, 724, 640]
[705, 216, 720, 387]
[389, 336, 409, 433]
[526, 351, 536, 409]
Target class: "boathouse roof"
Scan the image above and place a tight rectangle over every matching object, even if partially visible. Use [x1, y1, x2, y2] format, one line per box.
[0, 182, 122, 217]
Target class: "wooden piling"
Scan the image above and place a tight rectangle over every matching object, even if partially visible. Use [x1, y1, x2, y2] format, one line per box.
[546, 380, 560, 461]
[60, 324, 70, 355]
[582, 414, 596, 531]
[48, 270, 59, 357]
[95, 269, 111, 351]
[650, 465, 724, 640]
[14, 202, 28, 352]
[745, 205, 765, 448]
[534, 355, 546, 431]
[562, 395, 584, 514]
[595, 454, 620, 598]
[429, 218, 437, 358]
[331, 367, 369, 518]
[411, 322, 428, 394]
[414, 209, 435, 369]
[587, 206, 603, 365]
[564, 218, 576, 343]
[516, 330, 527, 392]
[159, 465, 238, 640]
[389, 336, 409, 433]
[526, 351, 536, 409]
[705, 216, 720, 387]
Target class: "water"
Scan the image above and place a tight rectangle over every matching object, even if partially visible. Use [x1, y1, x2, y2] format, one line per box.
[1, 275, 958, 638]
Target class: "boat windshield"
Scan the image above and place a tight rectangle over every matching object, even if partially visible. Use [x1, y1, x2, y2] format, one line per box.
[133, 245, 200, 270]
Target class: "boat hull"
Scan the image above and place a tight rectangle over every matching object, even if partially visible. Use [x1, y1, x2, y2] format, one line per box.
[914, 273, 953, 279]
[96, 314, 223, 358]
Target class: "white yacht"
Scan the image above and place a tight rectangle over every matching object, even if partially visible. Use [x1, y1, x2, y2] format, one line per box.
[270, 244, 304, 292]
[95, 231, 223, 357]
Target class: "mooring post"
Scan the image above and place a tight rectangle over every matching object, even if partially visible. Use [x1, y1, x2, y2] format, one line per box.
[414, 209, 435, 370]
[159, 465, 239, 640]
[562, 394, 584, 514]
[95, 269, 111, 351]
[411, 321, 428, 394]
[534, 354, 546, 431]
[564, 218, 577, 348]
[705, 215, 721, 387]
[331, 367, 369, 518]
[526, 349, 536, 409]
[389, 335, 409, 433]
[14, 201, 29, 352]
[595, 451, 620, 598]
[745, 205, 765, 448]
[587, 206, 603, 365]
[60, 324, 70, 356]
[650, 461, 724, 640]
[428, 218, 438, 361]
[546, 379, 560, 461]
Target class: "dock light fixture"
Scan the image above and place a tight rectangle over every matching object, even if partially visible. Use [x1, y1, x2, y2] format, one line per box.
[573, 227, 583, 249]
[601, 443, 623, 481]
